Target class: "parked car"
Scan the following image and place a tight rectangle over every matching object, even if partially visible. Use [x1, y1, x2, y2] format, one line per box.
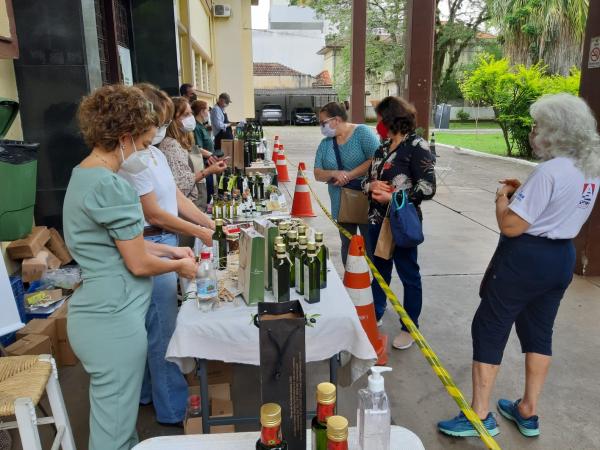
[291, 107, 318, 126]
[260, 104, 284, 125]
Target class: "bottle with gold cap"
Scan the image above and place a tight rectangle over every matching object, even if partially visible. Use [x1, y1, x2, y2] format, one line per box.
[212, 218, 227, 270]
[304, 242, 321, 303]
[256, 403, 288, 450]
[311, 383, 336, 450]
[326, 416, 349, 450]
[278, 222, 290, 248]
[287, 230, 298, 287]
[272, 236, 284, 262]
[315, 231, 328, 289]
[273, 243, 290, 302]
[297, 225, 307, 239]
[295, 236, 308, 295]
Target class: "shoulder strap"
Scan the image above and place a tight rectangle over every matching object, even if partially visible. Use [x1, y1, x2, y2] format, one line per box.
[332, 138, 344, 171]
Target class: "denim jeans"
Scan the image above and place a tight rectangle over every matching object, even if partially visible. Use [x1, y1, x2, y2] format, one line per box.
[141, 233, 188, 423]
[367, 222, 423, 330]
[338, 222, 369, 267]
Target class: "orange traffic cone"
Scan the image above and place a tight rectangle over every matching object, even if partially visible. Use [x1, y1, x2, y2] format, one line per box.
[290, 162, 316, 217]
[275, 144, 291, 182]
[344, 235, 388, 366]
[272, 136, 280, 162]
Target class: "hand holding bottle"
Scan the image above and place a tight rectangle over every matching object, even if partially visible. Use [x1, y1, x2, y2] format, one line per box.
[195, 226, 214, 246]
[176, 258, 198, 279]
[208, 159, 228, 175]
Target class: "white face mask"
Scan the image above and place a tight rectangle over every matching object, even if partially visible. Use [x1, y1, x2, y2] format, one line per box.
[120, 137, 149, 174]
[152, 125, 168, 145]
[181, 115, 196, 133]
[321, 122, 336, 138]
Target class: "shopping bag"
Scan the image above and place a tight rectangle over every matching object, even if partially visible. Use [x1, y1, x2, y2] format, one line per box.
[238, 228, 265, 304]
[338, 186, 369, 224]
[256, 301, 306, 450]
[374, 217, 395, 259]
[390, 191, 424, 248]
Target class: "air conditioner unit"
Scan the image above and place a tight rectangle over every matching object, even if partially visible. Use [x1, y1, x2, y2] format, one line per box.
[213, 4, 231, 18]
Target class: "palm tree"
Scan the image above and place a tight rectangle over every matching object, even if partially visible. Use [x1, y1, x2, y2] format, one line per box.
[489, 0, 588, 75]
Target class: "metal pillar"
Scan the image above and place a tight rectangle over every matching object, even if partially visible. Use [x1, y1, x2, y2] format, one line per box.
[404, 0, 436, 138]
[575, 0, 600, 275]
[350, 0, 367, 123]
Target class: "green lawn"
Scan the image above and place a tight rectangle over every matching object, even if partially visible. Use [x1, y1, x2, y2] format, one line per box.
[449, 121, 500, 130]
[434, 132, 508, 156]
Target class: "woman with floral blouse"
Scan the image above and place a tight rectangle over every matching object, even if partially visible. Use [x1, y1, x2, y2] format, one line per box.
[363, 96, 436, 350]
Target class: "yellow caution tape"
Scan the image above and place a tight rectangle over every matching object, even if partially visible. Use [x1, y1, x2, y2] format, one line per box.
[288, 163, 501, 450]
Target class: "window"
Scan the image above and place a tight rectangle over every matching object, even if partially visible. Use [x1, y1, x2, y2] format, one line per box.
[192, 50, 212, 93]
[0, 0, 18, 59]
[203, 60, 209, 93]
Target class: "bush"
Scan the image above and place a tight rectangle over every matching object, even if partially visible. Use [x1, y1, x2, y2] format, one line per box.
[461, 55, 580, 158]
[456, 109, 470, 121]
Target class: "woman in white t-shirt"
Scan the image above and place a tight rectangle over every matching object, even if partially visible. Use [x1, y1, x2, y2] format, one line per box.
[439, 93, 600, 439]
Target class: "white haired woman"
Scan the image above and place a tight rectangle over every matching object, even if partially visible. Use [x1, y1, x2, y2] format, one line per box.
[438, 93, 600, 438]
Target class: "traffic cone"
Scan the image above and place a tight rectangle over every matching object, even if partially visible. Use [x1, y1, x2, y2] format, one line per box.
[290, 162, 316, 217]
[272, 136, 280, 162]
[275, 144, 291, 182]
[344, 235, 388, 366]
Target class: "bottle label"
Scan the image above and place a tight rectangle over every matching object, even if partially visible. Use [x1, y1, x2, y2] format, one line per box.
[295, 257, 302, 291]
[327, 441, 348, 450]
[272, 266, 278, 300]
[317, 403, 335, 424]
[260, 426, 282, 446]
[197, 277, 217, 300]
[213, 242, 220, 268]
[304, 265, 310, 300]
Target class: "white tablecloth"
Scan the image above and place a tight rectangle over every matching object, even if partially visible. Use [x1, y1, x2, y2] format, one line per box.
[133, 426, 425, 450]
[166, 262, 377, 374]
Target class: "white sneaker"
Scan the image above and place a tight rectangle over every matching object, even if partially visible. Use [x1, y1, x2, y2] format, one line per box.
[392, 331, 414, 350]
[377, 319, 383, 327]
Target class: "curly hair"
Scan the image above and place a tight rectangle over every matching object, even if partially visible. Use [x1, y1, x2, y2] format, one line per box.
[531, 93, 600, 178]
[135, 83, 174, 125]
[78, 84, 158, 150]
[166, 96, 194, 150]
[375, 96, 416, 136]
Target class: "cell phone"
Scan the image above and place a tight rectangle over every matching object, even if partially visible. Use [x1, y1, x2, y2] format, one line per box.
[327, 177, 336, 184]
[222, 156, 231, 161]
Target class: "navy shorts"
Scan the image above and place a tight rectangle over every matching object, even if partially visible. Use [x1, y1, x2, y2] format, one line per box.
[472, 234, 575, 365]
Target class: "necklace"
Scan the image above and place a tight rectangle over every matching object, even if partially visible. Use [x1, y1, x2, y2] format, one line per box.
[92, 151, 117, 172]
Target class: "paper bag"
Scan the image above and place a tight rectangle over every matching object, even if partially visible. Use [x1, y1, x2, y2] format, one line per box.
[222, 139, 245, 170]
[253, 218, 279, 290]
[374, 217, 395, 260]
[257, 301, 306, 450]
[238, 228, 265, 304]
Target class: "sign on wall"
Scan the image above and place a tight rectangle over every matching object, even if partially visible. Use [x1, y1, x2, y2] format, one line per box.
[589, 36, 600, 69]
[118, 45, 133, 86]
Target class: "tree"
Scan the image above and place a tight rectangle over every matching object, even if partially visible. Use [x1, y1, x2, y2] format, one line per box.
[489, 0, 589, 75]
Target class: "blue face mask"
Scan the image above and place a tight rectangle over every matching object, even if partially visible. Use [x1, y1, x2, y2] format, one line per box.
[321, 122, 336, 138]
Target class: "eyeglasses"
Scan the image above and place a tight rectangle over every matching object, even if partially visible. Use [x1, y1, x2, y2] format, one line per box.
[161, 120, 172, 128]
[319, 117, 335, 127]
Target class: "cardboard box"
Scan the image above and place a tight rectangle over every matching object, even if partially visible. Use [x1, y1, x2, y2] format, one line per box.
[185, 361, 234, 386]
[184, 385, 235, 435]
[238, 228, 265, 305]
[7, 226, 51, 260]
[6, 334, 52, 356]
[245, 162, 277, 175]
[188, 383, 232, 401]
[253, 219, 278, 290]
[16, 318, 57, 356]
[44, 247, 62, 270]
[1, 241, 19, 276]
[47, 228, 72, 266]
[50, 300, 79, 366]
[21, 250, 50, 282]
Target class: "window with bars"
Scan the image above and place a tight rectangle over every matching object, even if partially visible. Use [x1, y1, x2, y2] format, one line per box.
[94, 0, 132, 85]
[194, 52, 203, 91]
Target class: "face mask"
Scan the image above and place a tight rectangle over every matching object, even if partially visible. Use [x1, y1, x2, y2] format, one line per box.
[152, 125, 167, 145]
[120, 137, 149, 174]
[321, 122, 336, 138]
[376, 121, 389, 140]
[181, 115, 196, 132]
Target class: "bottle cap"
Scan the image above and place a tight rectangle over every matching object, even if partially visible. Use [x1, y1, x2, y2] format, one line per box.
[326, 416, 348, 442]
[215, 219, 224, 226]
[299, 236, 308, 245]
[307, 242, 316, 251]
[200, 252, 211, 260]
[260, 403, 282, 427]
[315, 231, 323, 241]
[278, 223, 289, 231]
[274, 236, 284, 245]
[189, 395, 201, 408]
[287, 230, 298, 239]
[276, 243, 286, 253]
[368, 366, 393, 393]
[316, 382, 336, 405]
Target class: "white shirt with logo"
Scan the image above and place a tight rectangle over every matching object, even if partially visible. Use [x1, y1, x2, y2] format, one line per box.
[118, 146, 178, 227]
[509, 157, 599, 240]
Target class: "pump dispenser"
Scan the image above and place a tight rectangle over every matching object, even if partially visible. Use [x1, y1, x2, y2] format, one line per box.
[357, 366, 392, 450]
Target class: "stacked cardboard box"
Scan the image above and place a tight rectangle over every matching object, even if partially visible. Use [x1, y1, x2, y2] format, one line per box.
[6, 334, 51, 356]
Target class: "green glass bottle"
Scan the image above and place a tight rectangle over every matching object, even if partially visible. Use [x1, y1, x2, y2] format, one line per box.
[278, 223, 290, 249]
[272, 244, 290, 303]
[311, 383, 336, 450]
[297, 225, 307, 240]
[304, 242, 320, 303]
[295, 237, 308, 295]
[222, 193, 231, 220]
[287, 231, 298, 288]
[315, 232, 328, 289]
[213, 219, 227, 270]
[272, 236, 284, 262]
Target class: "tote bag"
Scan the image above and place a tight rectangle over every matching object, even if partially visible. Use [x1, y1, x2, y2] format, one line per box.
[332, 138, 369, 224]
[390, 190, 424, 248]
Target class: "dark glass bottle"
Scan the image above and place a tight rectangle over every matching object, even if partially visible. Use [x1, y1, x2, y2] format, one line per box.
[213, 219, 227, 270]
[311, 383, 336, 450]
[287, 231, 298, 288]
[304, 242, 321, 304]
[277, 223, 290, 249]
[315, 232, 328, 289]
[257, 174, 265, 200]
[244, 139, 251, 167]
[326, 416, 349, 450]
[273, 244, 290, 302]
[256, 403, 288, 450]
[295, 237, 308, 295]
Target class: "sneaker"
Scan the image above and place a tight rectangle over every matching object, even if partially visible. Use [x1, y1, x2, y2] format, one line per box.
[377, 319, 383, 327]
[438, 411, 499, 437]
[392, 330, 414, 350]
[497, 399, 540, 437]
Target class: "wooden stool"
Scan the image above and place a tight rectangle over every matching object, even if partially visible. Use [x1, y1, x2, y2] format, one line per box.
[0, 355, 75, 450]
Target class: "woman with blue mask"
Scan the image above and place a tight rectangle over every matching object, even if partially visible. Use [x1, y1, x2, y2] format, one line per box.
[63, 84, 198, 450]
[313, 102, 380, 266]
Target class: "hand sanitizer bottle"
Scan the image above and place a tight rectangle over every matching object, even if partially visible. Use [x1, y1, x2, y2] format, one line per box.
[357, 366, 392, 450]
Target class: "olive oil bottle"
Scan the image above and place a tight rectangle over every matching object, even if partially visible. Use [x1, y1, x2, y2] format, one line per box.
[315, 232, 328, 289]
[304, 242, 321, 303]
[213, 219, 227, 270]
[311, 383, 336, 450]
[287, 231, 298, 288]
[295, 237, 308, 295]
[272, 244, 290, 302]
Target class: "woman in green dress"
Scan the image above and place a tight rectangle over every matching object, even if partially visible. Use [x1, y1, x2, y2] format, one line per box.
[62, 85, 197, 450]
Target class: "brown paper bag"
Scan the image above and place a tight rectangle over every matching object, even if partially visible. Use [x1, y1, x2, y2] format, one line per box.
[338, 188, 369, 224]
[374, 218, 395, 260]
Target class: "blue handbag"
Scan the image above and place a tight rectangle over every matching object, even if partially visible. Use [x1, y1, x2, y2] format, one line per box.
[389, 190, 424, 248]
